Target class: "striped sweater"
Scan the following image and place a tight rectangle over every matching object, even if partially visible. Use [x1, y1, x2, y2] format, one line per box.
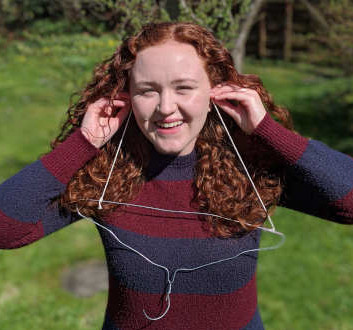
[1, 113, 353, 329]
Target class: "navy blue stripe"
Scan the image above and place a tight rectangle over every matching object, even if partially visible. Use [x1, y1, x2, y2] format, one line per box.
[297, 140, 353, 199]
[147, 149, 196, 181]
[281, 139, 353, 213]
[0, 160, 64, 222]
[240, 307, 264, 330]
[97, 221, 259, 294]
[102, 314, 120, 330]
[0, 160, 79, 234]
[42, 205, 80, 235]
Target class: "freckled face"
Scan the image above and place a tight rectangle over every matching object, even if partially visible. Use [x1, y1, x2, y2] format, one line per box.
[130, 41, 211, 156]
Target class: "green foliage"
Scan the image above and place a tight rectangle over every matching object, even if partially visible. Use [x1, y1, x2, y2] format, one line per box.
[178, 0, 250, 49]
[303, 0, 353, 76]
[59, 0, 164, 37]
[27, 19, 85, 35]
[0, 0, 168, 38]
[1, 0, 63, 29]
[1, 0, 254, 49]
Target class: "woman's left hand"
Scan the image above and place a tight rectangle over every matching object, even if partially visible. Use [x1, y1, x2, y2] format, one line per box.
[210, 84, 267, 134]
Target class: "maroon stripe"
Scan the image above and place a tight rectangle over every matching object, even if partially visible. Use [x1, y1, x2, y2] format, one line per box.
[106, 274, 257, 329]
[329, 189, 353, 224]
[105, 180, 213, 238]
[0, 210, 44, 249]
[41, 129, 99, 184]
[252, 112, 309, 164]
[105, 208, 211, 238]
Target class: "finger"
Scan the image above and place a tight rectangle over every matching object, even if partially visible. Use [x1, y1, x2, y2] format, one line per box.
[211, 84, 243, 95]
[211, 91, 249, 105]
[99, 107, 131, 137]
[100, 99, 130, 116]
[212, 87, 249, 96]
[114, 91, 130, 101]
[112, 99, 130, 106]
[212, 92, 247, 106]
[110, 99, 130, 110]
[111, 99, 131, 116]
[95, 97, 111, 107]
[99, 115, 110, 127]
[86, 98, 110, 117]
[213, 89, 257, 103]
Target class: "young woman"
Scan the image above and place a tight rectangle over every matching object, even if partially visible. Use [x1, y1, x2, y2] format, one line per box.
[1, 22, 352, 329]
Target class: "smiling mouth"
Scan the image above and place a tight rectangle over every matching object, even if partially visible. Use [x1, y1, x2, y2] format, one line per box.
[155, 121, 183, 128]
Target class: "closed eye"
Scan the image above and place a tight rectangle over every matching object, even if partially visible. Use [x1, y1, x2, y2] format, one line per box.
[176, 86, 194, 91]
[139, 89, 157, 95]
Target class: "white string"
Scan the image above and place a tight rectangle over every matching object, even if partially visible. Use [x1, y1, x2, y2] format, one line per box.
[98, 111, 132, 209]
[84, 198, 278, 235]
[83, 103, 286, 321]
[76, 206, 285, 321]
[212, 102, 276, 231]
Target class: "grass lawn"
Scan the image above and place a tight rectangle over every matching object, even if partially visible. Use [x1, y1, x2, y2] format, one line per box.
[1, 34, 353, 329]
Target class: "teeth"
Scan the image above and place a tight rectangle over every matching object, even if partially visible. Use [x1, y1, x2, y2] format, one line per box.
[156, 121, 183, 128]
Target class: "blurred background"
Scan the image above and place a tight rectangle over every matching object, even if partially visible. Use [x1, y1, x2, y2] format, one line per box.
[0, 0, 353, 329]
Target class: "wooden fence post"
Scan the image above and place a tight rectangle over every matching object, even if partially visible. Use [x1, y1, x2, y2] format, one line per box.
[284, 0, 293, 61]
[258, 11, 267, 58]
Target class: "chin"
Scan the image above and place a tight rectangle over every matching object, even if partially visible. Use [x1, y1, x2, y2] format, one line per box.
[154, 144, 185, 156]
[151, 138, 195, 156]
[156, 147, 182, 156]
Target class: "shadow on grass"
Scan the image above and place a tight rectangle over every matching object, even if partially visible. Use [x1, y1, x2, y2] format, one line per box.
[291, 87, 353, 155]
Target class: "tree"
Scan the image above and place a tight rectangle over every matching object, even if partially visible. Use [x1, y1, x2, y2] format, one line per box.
[300, 0, 353, 75]
[178, 0, 266, 73]
[1, 0, 267, 71]
[0, 0, 166, 37]
[230, 0, 265, 72]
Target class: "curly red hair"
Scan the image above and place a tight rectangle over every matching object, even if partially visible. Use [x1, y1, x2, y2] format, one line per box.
[54, 22, 293, 237]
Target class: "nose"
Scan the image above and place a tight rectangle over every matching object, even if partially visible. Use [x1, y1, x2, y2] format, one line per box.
[158, 90, 177, 116]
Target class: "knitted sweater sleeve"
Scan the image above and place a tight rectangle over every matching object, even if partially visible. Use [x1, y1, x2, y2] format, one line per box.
[0, 129, 99, 249]
[252, 113, 353, 224]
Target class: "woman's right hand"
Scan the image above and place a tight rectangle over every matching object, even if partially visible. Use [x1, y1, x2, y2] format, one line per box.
[80, 92, 131, 148]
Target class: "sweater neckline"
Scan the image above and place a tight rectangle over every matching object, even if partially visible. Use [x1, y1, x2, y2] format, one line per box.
[147, 149, 197, 181]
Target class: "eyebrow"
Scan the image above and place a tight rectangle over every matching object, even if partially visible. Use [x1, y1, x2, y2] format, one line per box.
[134, 78, 199, 86]
[171, 79, 198, 84]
